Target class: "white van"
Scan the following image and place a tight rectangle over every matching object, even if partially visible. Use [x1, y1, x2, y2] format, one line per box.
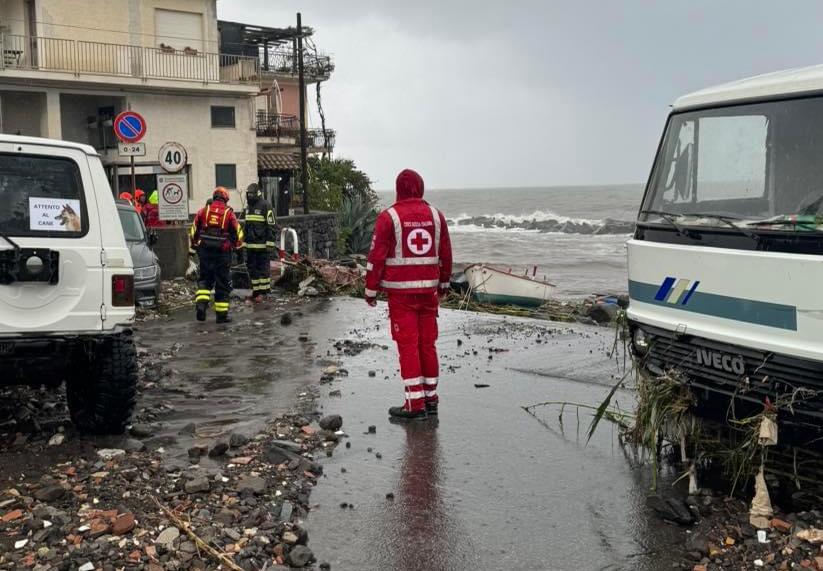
[0, 135, 137, 434]
[628, 66, 823, 433]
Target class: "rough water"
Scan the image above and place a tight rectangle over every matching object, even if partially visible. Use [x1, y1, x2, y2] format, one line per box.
[378, 185, 643, 297]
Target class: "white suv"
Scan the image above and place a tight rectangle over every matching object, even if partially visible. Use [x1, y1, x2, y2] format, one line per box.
[0, 135, 137, 434]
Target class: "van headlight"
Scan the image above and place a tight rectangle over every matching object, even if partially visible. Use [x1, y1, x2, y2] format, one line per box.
[632, 327, 650, 354]
[134, 265, 158, 281]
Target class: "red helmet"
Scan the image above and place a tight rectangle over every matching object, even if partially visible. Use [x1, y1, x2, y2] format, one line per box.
[119, 191, 133, 202]
[213, 187, 230, 203]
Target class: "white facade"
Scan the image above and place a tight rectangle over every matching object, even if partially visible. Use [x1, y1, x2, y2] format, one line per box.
[0, 0, 259, 211]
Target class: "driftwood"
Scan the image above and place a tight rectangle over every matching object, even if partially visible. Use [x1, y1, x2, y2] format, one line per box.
[152, 496, 244, 571]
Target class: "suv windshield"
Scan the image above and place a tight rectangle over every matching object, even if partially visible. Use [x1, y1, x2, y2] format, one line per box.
[0, 153, 88, 237]
[640, 96, 823, 231]
[117, 207, 146, 242]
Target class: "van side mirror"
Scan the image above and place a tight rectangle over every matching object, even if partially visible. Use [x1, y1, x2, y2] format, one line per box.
[148, 230, 158, 247]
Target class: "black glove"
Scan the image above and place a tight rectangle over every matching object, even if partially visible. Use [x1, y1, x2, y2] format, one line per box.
[236, 249, 245, 265]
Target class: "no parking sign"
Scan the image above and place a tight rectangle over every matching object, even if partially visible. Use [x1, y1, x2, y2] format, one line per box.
[157, 174, 189, 221]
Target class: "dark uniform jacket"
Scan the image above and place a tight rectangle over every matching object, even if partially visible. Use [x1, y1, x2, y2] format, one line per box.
[243, 198, 276, 251]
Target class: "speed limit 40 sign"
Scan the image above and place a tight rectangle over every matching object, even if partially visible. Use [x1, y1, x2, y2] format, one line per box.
[158, 141, 187, 173]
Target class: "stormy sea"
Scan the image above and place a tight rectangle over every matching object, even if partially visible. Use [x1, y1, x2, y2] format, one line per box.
[378, 184, 643, 297]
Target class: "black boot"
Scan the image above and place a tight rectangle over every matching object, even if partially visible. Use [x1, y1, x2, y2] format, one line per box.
[425, 402, 439, 416]
[388, 406, 427, 421]
[216, 312, 232, 324]
[195, 302, 207, 322]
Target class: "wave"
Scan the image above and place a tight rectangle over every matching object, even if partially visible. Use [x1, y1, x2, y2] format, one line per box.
[447, 210, 636, 235]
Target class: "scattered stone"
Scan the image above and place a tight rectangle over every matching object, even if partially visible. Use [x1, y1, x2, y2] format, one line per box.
[112, 512, 136, 535]
[771, 517, 793, 532]
[155, 526, 180, 549]
[345, 441, 351, 449]
[282, 531, 299, 544]
[97, 448, 126, 461]
[647, 495, 694, 525]
[287, 545, 315, 568]
[235, 475, 266, 495]
[319, 415, 343, 431]
[188, 445, 208, 459]
[280, 312, 293, 325]
[78, 562, 95, 571]
[185, 478, 210, 494]
[368, 370, 376, 377]
[34, 485, 65, 503]
[208, 441, 229, 457]
[375, 452, 383, 459]
[367, 425, 376, 434]
[178, 422, 197, 436]
[129, 424, 155, 438]
[229, 433, 249, 448]
[48, 433, 65, 446]
[386, 493, 395, 500]
[474, 383, 490, 388]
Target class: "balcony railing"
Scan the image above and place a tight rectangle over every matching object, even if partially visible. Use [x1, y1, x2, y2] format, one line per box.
[0, 34, 260, 85]
[259, 48, 334, 81]
[256, 112, 335, 150]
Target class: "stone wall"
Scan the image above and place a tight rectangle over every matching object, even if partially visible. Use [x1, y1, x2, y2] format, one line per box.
[274, 212, 339, 260]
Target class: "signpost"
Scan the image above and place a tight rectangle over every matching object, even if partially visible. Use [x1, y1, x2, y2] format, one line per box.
[157, 174, 189, 221]
[113, 111, 147, 198]
[158, 141, 187, 173]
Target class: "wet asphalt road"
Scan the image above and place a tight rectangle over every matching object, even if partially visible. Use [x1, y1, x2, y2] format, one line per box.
[304, 299, 683, 571]
[134, 296, 684, 570]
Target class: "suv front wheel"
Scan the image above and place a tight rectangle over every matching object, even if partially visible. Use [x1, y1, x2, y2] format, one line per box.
[66, 332, 138, 434]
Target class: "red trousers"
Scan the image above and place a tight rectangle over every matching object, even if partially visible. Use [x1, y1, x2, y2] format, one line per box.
[388, 293, 440, 412]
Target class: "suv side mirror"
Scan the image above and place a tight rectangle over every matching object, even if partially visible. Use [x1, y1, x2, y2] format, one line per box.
[148, 230, 158, 247]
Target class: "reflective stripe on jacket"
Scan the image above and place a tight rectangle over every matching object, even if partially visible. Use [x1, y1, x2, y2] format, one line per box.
[243, 198, 276, 250]
[190, 200, 243, 252]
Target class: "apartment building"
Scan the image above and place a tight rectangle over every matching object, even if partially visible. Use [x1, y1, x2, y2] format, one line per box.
[0, 0, 334, 214]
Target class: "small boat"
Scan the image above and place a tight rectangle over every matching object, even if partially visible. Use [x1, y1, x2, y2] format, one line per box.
[464, 264, 556, 307]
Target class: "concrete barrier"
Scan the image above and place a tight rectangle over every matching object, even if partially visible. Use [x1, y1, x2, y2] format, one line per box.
[151, 226, 189, 279]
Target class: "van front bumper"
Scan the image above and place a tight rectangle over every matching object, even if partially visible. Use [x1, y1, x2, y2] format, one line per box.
[629, 320, 823, 438]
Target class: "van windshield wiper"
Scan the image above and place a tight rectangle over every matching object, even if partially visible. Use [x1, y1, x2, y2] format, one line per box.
[746, 215, 819, 230]
[638, 209, 688, 234]
[681, 212, 760, 242]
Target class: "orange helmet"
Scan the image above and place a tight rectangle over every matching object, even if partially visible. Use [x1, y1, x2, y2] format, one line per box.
[119, 191, 133, 202]
[213, 187, 230, 203]
[134, 189, 145, 201]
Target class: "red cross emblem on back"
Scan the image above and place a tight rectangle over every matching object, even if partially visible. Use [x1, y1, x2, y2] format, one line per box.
[407, 228, 433, 256]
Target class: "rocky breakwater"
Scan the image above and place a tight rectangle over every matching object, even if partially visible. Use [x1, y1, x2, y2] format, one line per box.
[451, 214, 636, 235]
[0, 412, 349, 570]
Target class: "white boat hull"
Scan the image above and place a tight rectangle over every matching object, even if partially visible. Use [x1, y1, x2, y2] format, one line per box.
[464, 265, 556, 307]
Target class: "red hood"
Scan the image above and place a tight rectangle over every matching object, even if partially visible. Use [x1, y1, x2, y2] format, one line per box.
[395, 169, 424, 201]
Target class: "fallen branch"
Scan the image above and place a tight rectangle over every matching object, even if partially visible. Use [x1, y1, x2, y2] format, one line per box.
[152, 496, 244, 571]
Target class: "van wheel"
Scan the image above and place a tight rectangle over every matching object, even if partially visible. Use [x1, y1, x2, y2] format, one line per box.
[66, 333, 138, 434]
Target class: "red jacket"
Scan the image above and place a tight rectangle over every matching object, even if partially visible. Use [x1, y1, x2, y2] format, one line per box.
[190, 199, 243, 253]
[142, 204, 164, 228]
[365, 170, 452, 296]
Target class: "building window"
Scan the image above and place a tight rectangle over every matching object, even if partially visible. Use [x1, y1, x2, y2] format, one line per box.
[215, 164, 237, 189]
[211, 106, 236, 128]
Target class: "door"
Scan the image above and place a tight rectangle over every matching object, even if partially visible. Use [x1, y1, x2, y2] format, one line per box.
[0, 142, 104, 334]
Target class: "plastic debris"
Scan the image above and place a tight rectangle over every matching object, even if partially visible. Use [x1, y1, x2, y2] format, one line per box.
[758, 416, 778, 446]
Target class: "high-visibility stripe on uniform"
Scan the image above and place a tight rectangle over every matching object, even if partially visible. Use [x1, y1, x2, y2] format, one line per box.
[386, 207, 402, 259]
[214, 302, 230, 312]
[429, 205, 441, 256]
[404, 390, 425, 400]
[385, 256, 439, 266]
[366, 262, 373, 271]
[365, 288, 377, 297]
[380, 279, 440, 289]
[265, 241, 276, 248]
[246, 243, 268, 250]
[403, 376, 423, 386]
[195, 289, 211, 302]
[246, 214, 266, 222]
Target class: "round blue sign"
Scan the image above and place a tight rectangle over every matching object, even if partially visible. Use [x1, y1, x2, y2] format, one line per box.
[114, 111, 147, 143]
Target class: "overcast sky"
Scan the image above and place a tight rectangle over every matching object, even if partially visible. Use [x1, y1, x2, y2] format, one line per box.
[219, 1, 823, 190]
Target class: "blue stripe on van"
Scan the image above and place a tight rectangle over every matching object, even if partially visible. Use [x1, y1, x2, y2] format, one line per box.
[654, 276, 676, 301]
[629, 280, 797, 331]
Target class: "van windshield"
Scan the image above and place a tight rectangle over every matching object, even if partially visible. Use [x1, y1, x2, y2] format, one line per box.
[640, 97, 823, 231]
[117, 208, 146, 242]
[0, 153, 88, 237]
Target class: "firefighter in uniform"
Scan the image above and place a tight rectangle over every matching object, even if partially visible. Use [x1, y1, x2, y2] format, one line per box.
[242, 183, 276, 300]
[190, 187, 244, 323]
[364, 169, 453, 420]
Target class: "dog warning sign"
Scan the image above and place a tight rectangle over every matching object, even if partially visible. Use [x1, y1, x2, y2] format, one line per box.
[157, 174, 189, 221]
[29, 197, 82, 232]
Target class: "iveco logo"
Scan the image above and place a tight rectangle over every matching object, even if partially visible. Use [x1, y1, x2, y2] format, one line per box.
[694, 348, 745, 375]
